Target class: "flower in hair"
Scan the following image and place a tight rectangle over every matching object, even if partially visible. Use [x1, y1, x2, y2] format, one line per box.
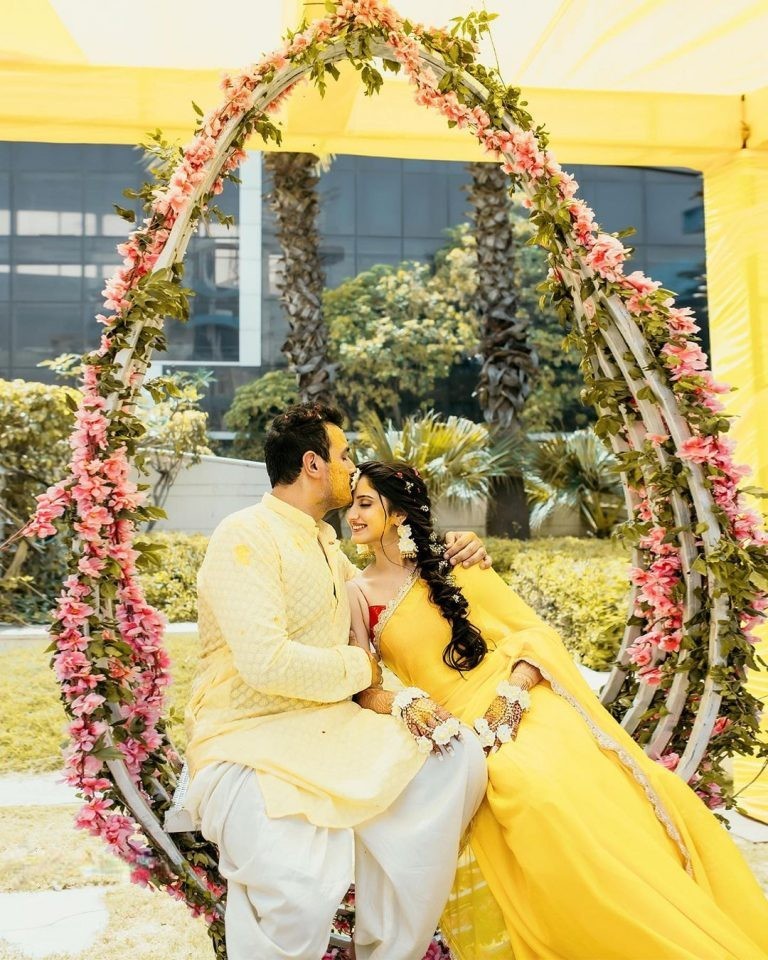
[420, 504, 429, 512]
[350, 468, 361, 492]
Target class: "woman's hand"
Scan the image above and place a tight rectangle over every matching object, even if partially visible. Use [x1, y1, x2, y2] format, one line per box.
[475, 695, 524, 755]
[401, 697, 458, 753]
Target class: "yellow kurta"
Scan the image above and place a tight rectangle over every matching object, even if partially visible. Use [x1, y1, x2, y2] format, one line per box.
[185, 493, 425, 828]
[376, 564, 768, 960]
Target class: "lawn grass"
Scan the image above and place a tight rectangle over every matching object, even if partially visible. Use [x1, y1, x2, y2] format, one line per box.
[0, 882, 211, 960]
[0, 633, 198, 774]
[0, 805, 126, 893]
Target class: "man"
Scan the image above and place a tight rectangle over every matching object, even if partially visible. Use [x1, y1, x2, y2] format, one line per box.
[182, 402, 490, 960]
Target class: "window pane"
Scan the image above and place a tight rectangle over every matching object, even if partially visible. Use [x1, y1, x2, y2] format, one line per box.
[15, 174, 83, 236]
[0, 173, 9, 236]
[356, 171, 401, 237]
[319, 167, 356, 235]
[356, 235, 401, 272]
[12, 303, 85, 368]
[85, 174, 142, 237]
[403, 172, 450, 238]
[13, 264, 83, 302]
[0, 302, 9, 367]
[645, 178, 704, 245]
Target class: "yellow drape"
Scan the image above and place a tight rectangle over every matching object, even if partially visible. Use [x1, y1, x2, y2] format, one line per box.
[705, 150, 768, 822]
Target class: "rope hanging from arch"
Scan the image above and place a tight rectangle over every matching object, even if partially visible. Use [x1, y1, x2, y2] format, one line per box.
[16, 1, 768, 954]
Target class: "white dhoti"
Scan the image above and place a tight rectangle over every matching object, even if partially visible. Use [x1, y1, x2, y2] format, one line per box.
[188, 731, 487, 960]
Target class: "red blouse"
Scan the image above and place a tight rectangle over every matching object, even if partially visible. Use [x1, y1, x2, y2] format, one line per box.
[368, 604, 386, 635]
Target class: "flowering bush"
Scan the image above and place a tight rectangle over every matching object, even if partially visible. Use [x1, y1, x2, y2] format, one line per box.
[14, 0, 768, 952]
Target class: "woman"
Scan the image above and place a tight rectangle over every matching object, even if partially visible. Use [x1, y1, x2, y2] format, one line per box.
[346, 460, 768, 960]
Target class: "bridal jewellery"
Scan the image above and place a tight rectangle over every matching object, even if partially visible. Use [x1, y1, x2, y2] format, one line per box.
[397, 522, 417, 558]
[474, 681, 531, 749]
[392, 687, 461, 754]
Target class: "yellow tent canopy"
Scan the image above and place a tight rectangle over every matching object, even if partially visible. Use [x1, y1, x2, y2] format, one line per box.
[2, 0, 767, 817]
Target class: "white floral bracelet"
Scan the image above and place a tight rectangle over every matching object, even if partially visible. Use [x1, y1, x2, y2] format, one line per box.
[393, 689, 461, 754]
[496, 679, 532, 711]
[432, 716, 461, 746]
[473, 717, 496, 749]
[391, 687, 429, 720]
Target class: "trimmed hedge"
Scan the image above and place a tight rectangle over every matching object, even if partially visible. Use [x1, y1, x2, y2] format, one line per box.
[485, 537, 629, 670]
[139, 531, 209, 624]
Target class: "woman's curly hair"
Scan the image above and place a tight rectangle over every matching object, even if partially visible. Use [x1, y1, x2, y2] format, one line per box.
[356, 460, 487, 671]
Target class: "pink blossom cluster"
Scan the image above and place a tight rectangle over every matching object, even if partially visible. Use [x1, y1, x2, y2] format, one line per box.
[626, 524, 685, 686]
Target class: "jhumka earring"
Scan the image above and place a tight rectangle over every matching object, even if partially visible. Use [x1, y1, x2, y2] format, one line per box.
[397, 522, 418, 559]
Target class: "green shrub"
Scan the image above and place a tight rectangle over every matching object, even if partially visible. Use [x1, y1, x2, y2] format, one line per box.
[0, 379, 80, 625]
[224, 370, 298, 461]
[485, 536, 629, 669]
[139, 531, 209, 623]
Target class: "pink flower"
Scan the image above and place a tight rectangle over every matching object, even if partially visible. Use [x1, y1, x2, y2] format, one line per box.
[638, 665, 663, 686]
[75, 797, 113, 828]
[78, 555, 107, 578]
[678, 435, 718, 464]
[713, 716, 731, 735]
[568, 199, 597, 247]
[661, 341, 708, 380]
[102, 814, 136, 853]
[666, 306, 700, 336]
[55, 629, 89, 652]
[646, 433, 669, 445]
[658, 629, 682, 653]
[56, 597, 95, 630]
[628, 640, 653, 666]
[54, 650, 90, 681]
[130, 866, 153, 887]
[622, 270, 660, 314]
[71, 692, 106, 717]
[585, 233, 628, 282]
[68, 717, 107, 752]
[656, 752, 680, 771]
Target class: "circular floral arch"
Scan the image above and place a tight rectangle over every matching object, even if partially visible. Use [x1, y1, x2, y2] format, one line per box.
[21, 0, 768, 952]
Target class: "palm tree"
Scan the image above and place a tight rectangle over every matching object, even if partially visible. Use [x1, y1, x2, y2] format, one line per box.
[525, 430, 626, 538]
[264, 152, 335, 403]
[356, 409, 525, 506]
[466, 161, 538, 536]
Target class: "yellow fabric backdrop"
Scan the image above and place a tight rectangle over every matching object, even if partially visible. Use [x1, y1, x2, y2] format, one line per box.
[704, 152, 768, 820]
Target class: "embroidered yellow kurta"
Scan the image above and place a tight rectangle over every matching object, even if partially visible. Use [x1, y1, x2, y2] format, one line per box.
[185, 493, 425, 828]
[377, 565, 768, 960]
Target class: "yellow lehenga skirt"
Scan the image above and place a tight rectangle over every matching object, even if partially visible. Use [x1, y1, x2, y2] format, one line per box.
[374, 564, 768, 960]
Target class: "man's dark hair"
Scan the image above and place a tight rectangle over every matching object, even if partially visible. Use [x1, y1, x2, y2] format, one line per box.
[264, 401, 345, 487]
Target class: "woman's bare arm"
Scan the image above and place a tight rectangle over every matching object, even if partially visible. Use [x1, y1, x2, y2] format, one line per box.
[346, 580, 373, 652]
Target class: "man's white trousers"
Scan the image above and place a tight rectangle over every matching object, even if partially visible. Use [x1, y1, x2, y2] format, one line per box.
[190, 732, 487, 960]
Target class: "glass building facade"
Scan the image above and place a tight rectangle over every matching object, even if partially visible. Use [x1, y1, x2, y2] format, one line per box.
[0, 142, 708, 431]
